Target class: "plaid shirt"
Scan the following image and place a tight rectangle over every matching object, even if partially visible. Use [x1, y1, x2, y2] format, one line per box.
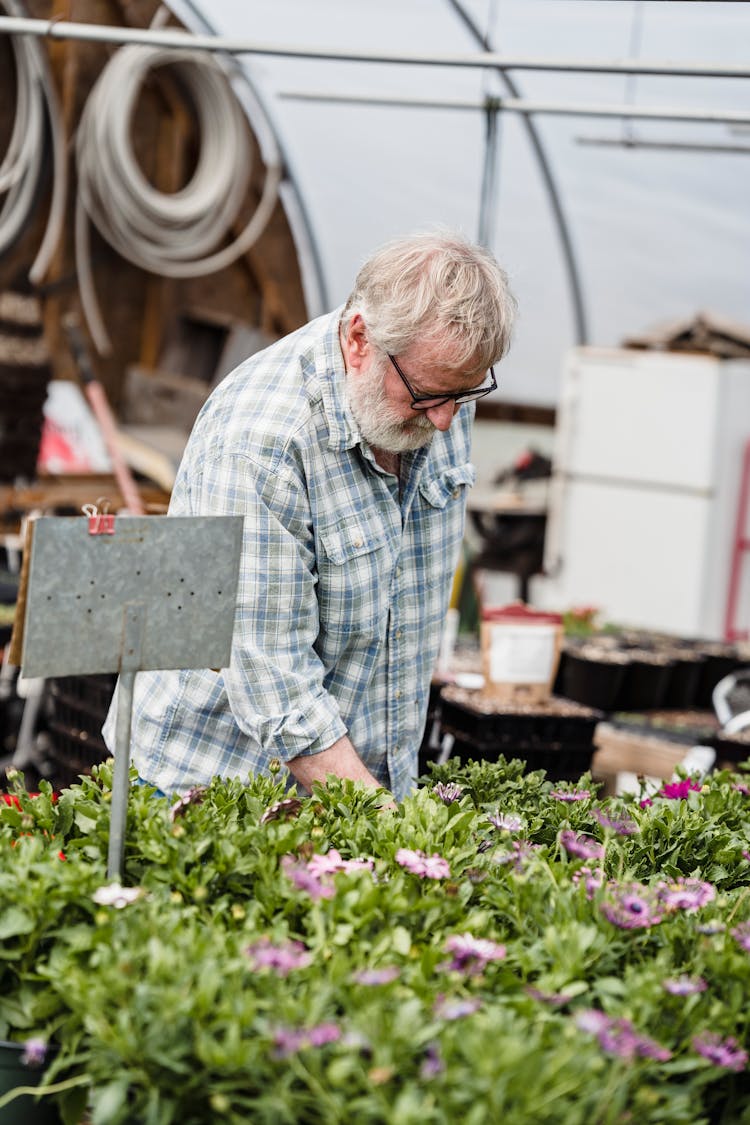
[106, 309, 475, 800]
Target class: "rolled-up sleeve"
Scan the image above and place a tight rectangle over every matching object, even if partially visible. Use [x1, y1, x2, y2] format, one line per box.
[189, 447, 348, 761]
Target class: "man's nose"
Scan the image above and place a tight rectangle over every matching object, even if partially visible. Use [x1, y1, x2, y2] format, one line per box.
[424, 401, 461, 431]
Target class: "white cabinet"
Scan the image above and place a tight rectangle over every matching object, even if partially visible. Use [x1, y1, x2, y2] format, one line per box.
[537, 348, 750, 639]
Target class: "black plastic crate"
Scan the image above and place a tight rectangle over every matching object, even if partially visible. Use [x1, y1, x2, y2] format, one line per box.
[44, 675, 116, 777]
[440, 691, 601, 751]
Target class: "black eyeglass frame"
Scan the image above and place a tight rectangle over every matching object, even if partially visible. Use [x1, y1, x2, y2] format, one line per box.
[387, 353, 497, 411]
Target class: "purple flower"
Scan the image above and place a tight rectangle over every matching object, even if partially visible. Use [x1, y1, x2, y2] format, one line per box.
[560, 829, 605, 861]
[260, 797, 303, 824]
[353, 966, 400, 986]
[659, 778, 702, 800]
[732, 783, 750, 796]
[395, 848, 451, 880]
[591, 807, 637, 836]
[576, 1010, 671, 1062]
[440, 932, 506, 975]
[488, 811, 524, 833]
[550, 788, 591, 803]
[433, 782, 464, 804]
[731, 921, 750, 952]
[697, 922, 725, 936]
[21, 1038, 47, 1067]
[662, 975, 707, 996]
[308, 1022, 342, 1048]
[307, 849, 374, 878]
[657, 878, 715, 913]
[600, 883, 663, 930]
[281, 849, 374, 899]
[692, 1032, 748, 1072]
[245, 936, 311, 976]
[420, 1042, 445, 1079]
[490, 839, 542, 871]
[281, 855, 334, 900]
[743, 850, 750, 863]
[525, 986, 573, 1007]
[572, 865, 605, 899]
[433, 994, 482, 1020]
[271, 1022, 341, 1059]
[168, 785, 208, 821]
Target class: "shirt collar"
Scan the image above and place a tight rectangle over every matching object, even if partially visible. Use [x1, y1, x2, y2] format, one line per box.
[309, 306, 360, 453]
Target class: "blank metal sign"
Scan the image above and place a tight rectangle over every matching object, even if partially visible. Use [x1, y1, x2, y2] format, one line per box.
[20, 515, 243, 678]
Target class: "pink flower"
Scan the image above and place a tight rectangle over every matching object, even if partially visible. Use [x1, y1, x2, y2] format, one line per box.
[395, 848, 451, 880]
[433, 782, 464, 804]
[591, 807, 637, 836]
[281, 855, 334, 900]
[550, 788, 591, 803]
[658, 778, 702, 800]
[662, 976, 707, 996]
[433, 994, 482, 1020]
[600, 883, 663, 930]
[488, 811, 524, 833]
[272, 1022, 341, 1058]
[353, 966, 400, 986]
[21, 1038, 47, 1067]
[731, 921, 750, 952]
[576, 1010, 671, 1062]
[281, 849, 375, 899]
[245, 936, 311, 976]
[657, 878, 715, 913]
[440, 932, 506, 975]
[572, 865, 605, 899]
[692, 1032, 747, 1072]
[560, 829, 605, 861]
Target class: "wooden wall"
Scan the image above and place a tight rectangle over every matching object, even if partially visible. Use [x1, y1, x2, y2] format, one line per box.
[0, 0, 308, 408]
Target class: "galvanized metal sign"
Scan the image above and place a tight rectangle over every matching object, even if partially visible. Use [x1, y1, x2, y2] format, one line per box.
[20, 515, 243, 678]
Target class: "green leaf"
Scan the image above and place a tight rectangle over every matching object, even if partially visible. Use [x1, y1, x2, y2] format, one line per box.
[90, 1077, 131, 1124]
[391, 926, 412, 955]
[0, 906, 35, 940]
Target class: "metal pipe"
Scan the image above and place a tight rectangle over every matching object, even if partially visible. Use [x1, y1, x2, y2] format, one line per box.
[279, 90, 750, 126]
[443, 0, 588, 347]
[0, 16, 749, 79]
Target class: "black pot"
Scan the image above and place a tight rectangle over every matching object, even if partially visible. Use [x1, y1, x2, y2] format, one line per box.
[0, 1040, 62, 1125]
[693, 648, 743, 710]
[557, 650, 627, 711]
[614, 655, 674, 713]
[660, 652, 706, 710]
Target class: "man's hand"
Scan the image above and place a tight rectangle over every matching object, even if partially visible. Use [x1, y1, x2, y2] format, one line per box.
[288, 735, 393, 804]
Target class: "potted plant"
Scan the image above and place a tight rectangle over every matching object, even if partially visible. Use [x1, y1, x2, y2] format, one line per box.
[1, 757, 750, 1123]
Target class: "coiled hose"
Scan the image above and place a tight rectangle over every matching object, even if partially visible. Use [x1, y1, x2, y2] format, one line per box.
[75, 43, 281, 354]
[0, 0, 67, 285]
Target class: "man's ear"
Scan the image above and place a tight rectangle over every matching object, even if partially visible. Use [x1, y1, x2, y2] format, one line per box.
[345, 314, 369, 371]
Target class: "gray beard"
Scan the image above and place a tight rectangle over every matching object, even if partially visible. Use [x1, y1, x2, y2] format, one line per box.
[346, 363, 435, 454]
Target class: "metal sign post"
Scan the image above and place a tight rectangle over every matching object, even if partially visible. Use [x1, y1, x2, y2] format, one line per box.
[19, 515, 243, 880]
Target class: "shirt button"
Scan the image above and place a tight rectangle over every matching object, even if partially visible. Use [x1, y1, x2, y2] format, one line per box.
[353, 535, 363, 548]
[396, 568, 402, 578]
[395, 689, 401, 699]
[394, 629, 402, 639]
[452, 488, 460, 499]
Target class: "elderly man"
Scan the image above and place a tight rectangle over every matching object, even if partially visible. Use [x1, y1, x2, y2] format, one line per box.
[105, 230, 516, 801]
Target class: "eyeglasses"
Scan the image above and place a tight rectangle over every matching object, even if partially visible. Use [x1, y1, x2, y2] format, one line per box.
[387, 353, 497, 411]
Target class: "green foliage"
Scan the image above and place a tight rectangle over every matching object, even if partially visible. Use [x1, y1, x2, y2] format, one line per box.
[1, 758, 750, 1122]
